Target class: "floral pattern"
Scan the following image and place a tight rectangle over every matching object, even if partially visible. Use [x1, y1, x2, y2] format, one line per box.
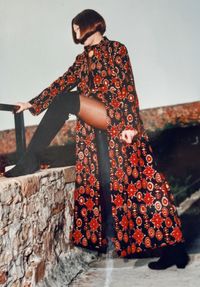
[28, 36, 185, 257]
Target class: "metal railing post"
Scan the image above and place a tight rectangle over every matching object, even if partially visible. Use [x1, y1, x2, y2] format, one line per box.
[0, 103, 26, 161]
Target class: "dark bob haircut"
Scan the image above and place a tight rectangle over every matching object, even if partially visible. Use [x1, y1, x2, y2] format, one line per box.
[72, 9, 106, 44]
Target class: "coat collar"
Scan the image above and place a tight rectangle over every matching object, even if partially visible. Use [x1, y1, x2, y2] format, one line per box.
[83, 35, 109, 53]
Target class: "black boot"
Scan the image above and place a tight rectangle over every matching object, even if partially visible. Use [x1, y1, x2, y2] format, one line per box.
[4, 90, 80, 177]
[148, 242, 190, 270]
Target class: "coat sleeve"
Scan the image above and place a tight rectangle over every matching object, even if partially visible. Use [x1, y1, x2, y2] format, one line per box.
[108, 43, 143, 134]
[28, 54, 82, 116]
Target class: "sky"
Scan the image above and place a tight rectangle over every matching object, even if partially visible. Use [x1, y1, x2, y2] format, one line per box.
[0, 0, 199, 130]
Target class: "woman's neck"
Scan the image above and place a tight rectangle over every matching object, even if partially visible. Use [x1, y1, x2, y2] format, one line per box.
[84, 32, 103, 47]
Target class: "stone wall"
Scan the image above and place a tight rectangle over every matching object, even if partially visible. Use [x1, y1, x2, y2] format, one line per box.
[0, 166, 97, 287]
[0, 101, 199, 155]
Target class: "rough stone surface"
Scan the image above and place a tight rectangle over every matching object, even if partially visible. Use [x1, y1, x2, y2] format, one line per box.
[0, 166, 98, 287]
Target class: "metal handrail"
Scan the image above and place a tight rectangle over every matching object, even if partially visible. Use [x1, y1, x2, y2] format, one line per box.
[0, 103, 26, 160]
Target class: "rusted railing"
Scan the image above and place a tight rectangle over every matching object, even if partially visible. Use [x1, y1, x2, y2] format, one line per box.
[0, 103, 26, 160]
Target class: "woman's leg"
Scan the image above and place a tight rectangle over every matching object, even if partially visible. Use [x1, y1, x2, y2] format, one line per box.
[5, 91, 108, 177]
[77, 95, 108, 130]
[4, 90, 81, 177]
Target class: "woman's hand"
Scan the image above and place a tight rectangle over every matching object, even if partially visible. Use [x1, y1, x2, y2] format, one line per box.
[13, 102, 33, 113]
[120, 129, 138, 144]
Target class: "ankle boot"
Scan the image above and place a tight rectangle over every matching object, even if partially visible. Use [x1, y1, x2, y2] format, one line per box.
[148, 242, 190, 270]
[4, 90, 80, 177]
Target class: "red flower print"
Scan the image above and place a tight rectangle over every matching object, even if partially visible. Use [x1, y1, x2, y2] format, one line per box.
[76, 162, 83, 173]
[111, 98, 121, 109]
[161, 207, 169, 217]
[150, 213, 164, 228]
[127, 114, 133, 123]
[165, 217, 172, 228]
[155, 230, 163, 241]
[148, 227, 155, 238]
[127, 183, 137, 197]
[129, 219, 135, 229]
[171, 227, 183, 242]
[139, 204, 147, 214]
[94, 75, 102, 85]
[85, 135, 92, 146]
[137, 191, 143, 201]
[73, 230, 83, 244]
[147, 181, 154, 191]
[123, 232, 129, 243]
[76, 218, 82, 228]
[81, 207, 87, 217]
[34, 106, 42, 114]
[161, 182, 170, 194]
[132, 229, 144, 245]
[136, 180, 142, 189]
[132, 167, 139, 178]
[74, 188, 79, 201]
[143, 192, 154, 206]
[144, 237, 152, 248]
[119, 45, 127, 56]
[129, 153, 138, 166]
[101, 85, 109, 93]
[155, 172, 162, 182]
[142, 178, 147, 189]
[85, 198, 95, 211]
[116, 168, 124, 180]
[67, 75, 76, 83]
[89, 218, 100, 232]
[121, 250, 127, 257]
[136, 216, 143, 226]
[120, 215, 129, 230]
[94, 49, 101, 58]
[91, 233, 97, 243]
[88, 174, 96, 186]
[117, 230, 123, 241]
[78, 196, 85, 205]
[115, 55, 122, 65]
[80, 79, 87, 89]
[114, 194, 124, 208]
[110, 125, 120, 138]
[113, 180, 119, 191]
[154, 201, 162, 211]
[82, 237, 88, 247]
[146, 154, 153, 163]
[143, 165, 155, 179]
[139, 158, 145, 166]
[131, 243, 136, 253]
[50, 88, 58, 96]
[161, 196, 169, 206]
[126, 166, 132, 176]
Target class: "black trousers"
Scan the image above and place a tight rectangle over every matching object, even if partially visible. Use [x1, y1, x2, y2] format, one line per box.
[94, 128, 115, 238]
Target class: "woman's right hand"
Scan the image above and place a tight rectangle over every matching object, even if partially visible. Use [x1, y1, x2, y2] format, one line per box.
[13, 102, 33, 113]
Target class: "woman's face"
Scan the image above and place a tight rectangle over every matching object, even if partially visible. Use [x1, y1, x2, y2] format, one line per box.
[73, 24, 81, 39]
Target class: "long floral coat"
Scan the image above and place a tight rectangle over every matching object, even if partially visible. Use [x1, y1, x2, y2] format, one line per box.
[29, 36, 185, 257]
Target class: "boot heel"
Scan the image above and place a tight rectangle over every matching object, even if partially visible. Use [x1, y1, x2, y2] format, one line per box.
[176, 263, 187, 268]
[176, 254, 190, 269]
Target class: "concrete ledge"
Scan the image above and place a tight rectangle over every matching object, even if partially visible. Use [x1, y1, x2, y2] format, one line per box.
[0, 166, 98, 287]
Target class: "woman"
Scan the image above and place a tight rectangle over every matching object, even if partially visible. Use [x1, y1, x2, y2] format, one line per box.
[5, 9, 190, 269]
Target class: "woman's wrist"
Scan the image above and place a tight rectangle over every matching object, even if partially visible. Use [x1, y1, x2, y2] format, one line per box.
[27, 102, 33, 109]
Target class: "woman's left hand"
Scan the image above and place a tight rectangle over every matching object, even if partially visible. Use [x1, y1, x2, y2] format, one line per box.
[120, 129, 138, 144]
